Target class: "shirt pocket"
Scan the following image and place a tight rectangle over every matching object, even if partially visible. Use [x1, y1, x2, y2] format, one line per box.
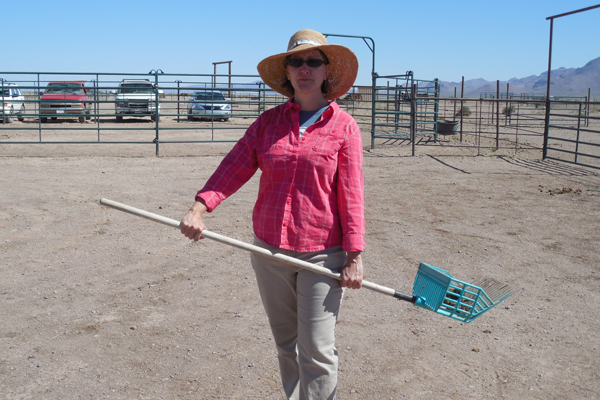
[310, 136, 343, 161]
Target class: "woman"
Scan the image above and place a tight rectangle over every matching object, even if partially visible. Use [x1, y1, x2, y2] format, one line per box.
[180, 29, 364, 400]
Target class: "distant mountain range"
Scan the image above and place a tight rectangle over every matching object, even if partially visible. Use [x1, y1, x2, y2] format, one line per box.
[439, 56, 600, 98]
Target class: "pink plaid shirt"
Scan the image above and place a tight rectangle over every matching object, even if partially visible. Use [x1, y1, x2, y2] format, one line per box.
[196, 99, 365, 252]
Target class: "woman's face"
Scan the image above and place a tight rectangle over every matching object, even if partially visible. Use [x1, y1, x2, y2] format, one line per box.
[285, 49, 330, 97]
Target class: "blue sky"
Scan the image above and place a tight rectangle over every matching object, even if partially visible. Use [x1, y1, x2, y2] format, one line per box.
[3, 0, 599, 85]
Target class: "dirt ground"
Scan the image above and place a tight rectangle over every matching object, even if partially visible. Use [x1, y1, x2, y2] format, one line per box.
[1, 122, 600, 399]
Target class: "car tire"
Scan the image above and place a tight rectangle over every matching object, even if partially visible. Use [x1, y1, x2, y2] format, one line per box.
[223, 117, 232, 122]
[116, 115, 123, 122]
[151, 115, 160, 122]
[17, 106, 25, 122]
[187, 110, 193, 120]
[79, 115, 85, 123]
[86, 108, 91, 121]
[41, 117, 48, 123]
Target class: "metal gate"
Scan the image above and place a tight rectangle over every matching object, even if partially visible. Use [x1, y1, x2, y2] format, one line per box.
[544, 99, 600, 169]
[370, 71, 439, 149]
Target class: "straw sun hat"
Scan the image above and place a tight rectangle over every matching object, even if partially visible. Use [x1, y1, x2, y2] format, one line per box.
[257, 29, 359, 101]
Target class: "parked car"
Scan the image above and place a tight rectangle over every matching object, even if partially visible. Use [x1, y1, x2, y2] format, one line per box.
[39, 81, 92, 123]
[115, 79, 160, 122]
[187, 90, 231, 122]
[1, 83, 26, 123]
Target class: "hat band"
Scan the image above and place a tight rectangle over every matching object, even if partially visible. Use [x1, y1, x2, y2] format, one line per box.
[287, 39, 323, 51]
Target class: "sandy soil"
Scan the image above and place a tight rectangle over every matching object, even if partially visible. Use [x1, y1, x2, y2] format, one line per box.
[1, 126, 600, 399]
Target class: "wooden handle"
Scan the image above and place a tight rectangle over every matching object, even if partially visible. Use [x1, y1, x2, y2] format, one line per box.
[99, 198, 397, 297]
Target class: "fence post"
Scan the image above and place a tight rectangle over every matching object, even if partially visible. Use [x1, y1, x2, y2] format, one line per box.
[410, 83, 418, 157]
[575, 102, 583, 164]
[149, 69, 163, 156]
[587, 88, 591, 127]
[1, 79, 5, 123]
[371, 72, 377, 149]
[459, 76, 464, 142]
[496, 80, 500, 149]
[176, 80, 182, 122]
[434, 78, 439, 143]
[37, 73, 42, 140]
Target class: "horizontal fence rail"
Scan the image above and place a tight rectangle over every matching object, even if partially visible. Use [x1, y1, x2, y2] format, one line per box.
[0, 72, 371, 155]
[0, 71, 288, 155]
[2, 71, 599, 169]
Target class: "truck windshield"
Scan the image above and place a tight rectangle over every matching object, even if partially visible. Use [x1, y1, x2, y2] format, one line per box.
[46, 84, 84, 95]
[119, 84, 154, 94]
[194, 92, 225, 101]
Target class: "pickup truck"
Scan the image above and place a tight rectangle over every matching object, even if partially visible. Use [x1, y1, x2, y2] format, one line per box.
[39, 81, 92, 123]
[1, 83, 26, 123]
[114, 79, 160, 122]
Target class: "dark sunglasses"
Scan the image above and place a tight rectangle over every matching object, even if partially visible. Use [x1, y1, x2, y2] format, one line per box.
[286, 58, 327, 68]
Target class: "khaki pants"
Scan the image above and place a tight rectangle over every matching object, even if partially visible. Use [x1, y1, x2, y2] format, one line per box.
[251, 236, 346, 400]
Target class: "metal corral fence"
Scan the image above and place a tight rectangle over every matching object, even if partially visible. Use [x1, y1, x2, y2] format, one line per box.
[1, 71, 599, 169]
[0, 71, 290, 155]
[435, 96, 600, 169]
[0, 71, 373, 156]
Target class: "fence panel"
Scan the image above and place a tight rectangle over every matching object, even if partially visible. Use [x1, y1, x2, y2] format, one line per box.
[370, 72, 439, 149]
[1, 71, 370, 155]
[545, 99, 600, 169]
[0, 72, 288, 155]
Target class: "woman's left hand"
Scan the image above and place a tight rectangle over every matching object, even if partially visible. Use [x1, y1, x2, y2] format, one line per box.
[340, 252, 363, 289]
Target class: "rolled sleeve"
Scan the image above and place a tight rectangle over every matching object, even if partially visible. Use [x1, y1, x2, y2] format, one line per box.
[337, 120, 365, 252]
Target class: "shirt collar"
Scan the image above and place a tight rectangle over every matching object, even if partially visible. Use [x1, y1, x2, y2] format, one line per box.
[285, 98, 338, 114]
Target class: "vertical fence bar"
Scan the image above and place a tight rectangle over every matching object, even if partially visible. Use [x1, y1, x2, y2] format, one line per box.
[371, 72, 377, 149]
[506, 82, 510, 126]
[543, 18, 554, 159]
[37, 73, 41, 140]
[453, 87, 457, 118]
[575, 102, 583, 164]
[460, 76, 464, 142]
[386, 81, 390, 125]
[587, 88, 591, 127]
[410, 73, 414, 141]
[433, 78, 439, 143]
[176, 80, 181, 122]
[515, 101, 520, 155]
[153, 70, 160, 156]
[96, 75, 101, 140]
[477, 99, 482, 156]
[496, 80, 500, 149]
[1, 79, 5, 123]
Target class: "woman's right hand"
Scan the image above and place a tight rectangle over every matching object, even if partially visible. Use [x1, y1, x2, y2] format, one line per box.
[180, 201, 208, 241]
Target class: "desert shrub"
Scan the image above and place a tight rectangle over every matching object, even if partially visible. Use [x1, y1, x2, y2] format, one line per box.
[502, 105, 516, 115]
[455, 106, 471, 117]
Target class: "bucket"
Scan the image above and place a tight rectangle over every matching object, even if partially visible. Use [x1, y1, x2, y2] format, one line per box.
[437, 120, 459, 135]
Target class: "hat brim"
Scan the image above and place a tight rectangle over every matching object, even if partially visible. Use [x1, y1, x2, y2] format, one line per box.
[257, 43, 358, 101]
